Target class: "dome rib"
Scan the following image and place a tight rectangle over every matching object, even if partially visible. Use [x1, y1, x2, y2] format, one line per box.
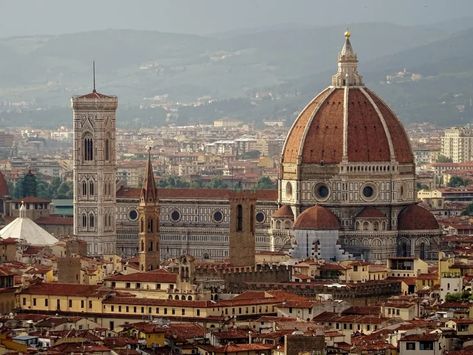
[281, 87, 333, 164]
[359, 87, 395, 161]
[366, 88, 414, 164]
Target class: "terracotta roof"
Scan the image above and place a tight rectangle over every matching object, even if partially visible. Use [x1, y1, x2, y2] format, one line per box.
[35, 215, 73, 226]
[0, 171, 8, 197]
[21, 283, 108, 297]
[76, 90, 114, 99]
[103, 296, 209, 308]
[105, 269, 177, 283]
[281, 87, 413, 165]
[356, 207, 386, 219]
[117, 186, 277, 201]
[401, 333, 440, 342]
[398, 204, 439, 230]
[272, 205, 294, 219]
[12, 196, 50, 203]
[293, 205, 340, 230]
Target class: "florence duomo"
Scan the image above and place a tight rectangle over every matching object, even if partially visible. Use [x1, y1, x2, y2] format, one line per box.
[1, 1, 473, 353]
[72, 32, 441, 263]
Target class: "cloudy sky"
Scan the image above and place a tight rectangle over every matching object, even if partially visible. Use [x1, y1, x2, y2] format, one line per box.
[0, 0, 471, 37]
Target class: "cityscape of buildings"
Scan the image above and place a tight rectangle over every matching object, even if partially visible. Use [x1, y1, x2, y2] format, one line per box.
[0, 30, 472, 355]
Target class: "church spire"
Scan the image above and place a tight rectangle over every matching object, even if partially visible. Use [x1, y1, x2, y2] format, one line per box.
[141, 147, 158, 204]
[332, 31, 363, 87]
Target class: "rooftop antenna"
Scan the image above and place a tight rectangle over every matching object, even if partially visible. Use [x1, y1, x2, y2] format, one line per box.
[93, 60, 96, 93]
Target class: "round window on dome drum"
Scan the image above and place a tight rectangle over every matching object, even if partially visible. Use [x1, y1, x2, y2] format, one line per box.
[314, 183, 330, 200]
[170, 210, 181, 222]
[362, 185, 375, 199]
[255, 211, 265, 223]
[213, 210, 223, 223]
[128, 209, 138, 221]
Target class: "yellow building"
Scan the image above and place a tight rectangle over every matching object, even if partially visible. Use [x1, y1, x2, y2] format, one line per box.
[18, 283, 283, 331]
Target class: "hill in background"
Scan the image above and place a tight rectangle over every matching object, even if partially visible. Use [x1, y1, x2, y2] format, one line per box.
[0, 20, 472, 128]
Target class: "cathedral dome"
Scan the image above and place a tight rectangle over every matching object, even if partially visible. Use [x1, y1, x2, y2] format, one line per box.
[0, 171, 8, 197]
[281, 33, 413, 166]
[398, 204, 439, 231]
[293, 205, 340, 230]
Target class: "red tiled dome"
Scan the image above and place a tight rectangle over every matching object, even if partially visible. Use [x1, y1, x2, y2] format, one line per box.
[293, 205, 340, 230]
[282, 87, 413, 165]
[0, 171, 8, 197]
[272, 205, 294, 219]
[356, 207, 386, 219]
[398, 204, 439, 231]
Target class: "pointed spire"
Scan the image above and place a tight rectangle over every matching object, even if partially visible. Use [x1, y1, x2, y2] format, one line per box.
[332, 31, 363, 87]
[92, 60, 96, 93]
[141, 146, 158, 203]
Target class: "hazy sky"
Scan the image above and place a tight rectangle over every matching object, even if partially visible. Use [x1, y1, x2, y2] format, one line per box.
[0, 0, 471, 37]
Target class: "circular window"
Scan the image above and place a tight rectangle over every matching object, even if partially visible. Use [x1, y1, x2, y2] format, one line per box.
[255, 211, 266, 223]
[213, 210, 223, 223]
[170, 210, 181, 222]
[128, 209, 138, 221]
[314, 183, 330, 200]
[285, 182, 293, 198]
[361, 184, 376, 200]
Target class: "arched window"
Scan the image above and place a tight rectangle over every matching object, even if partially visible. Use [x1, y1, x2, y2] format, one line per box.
[141, 240, 144, 252]
[108, 214, 112, 227]
[363, 221, 370, 231]
[82, 181, 87, 196]
[83, 134, 94, 161]
[89, 213, 95, 228]
[147, 219, 153, 233]
[148, 241, 153, 252]
[89, 181, 94, 196]
[82, 213, 87, 228]
[140, 218, 144, 233]
[373, 221, 379, 231]
[420, 242, 426, 260]
[105, 138, 110, 161]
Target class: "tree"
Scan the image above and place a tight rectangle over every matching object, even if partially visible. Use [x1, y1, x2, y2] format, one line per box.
[56, 181, 73, 198]
[21, 171, 37, 197]
[416, 182, 429, 191]
[158, 176, 190, 188]
[448, 176, 471, 188]
[436, 155, 453, 163]
[462, 203, 473, 216]
[207, 178, 228, 189]
[255, 176, 276, 190]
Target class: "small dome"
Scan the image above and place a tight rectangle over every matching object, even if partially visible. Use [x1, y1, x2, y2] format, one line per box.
[293, 205, 340, 230]
[0, 171, 8, 197]
[272, 205, 294, 219]
[356, 207, 386, 219]
[398, 204, 439, 231]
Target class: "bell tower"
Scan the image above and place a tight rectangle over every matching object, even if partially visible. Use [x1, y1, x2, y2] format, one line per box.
[229, 191, 257, 267]
[72, 77, 118, 256]
[138, 148, 160, 271]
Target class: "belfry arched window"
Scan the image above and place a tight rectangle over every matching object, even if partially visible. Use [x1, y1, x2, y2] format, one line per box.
[82, 213, 87, 228]
[89, 181, 94, 196]
[82, 181, 87, 196]
[83, 133, 94, 161]
[89, 213, 95, 229]
[105, 136, 111, 161]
